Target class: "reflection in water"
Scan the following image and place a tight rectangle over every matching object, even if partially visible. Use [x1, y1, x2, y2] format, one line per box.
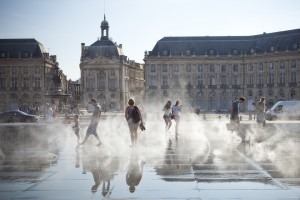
[0, 125, 59, 171]
[126, 149, 146, 193]
[75, 145, 119, 197]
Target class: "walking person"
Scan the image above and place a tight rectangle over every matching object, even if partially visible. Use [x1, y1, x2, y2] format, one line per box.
[72, 114, 81, 143]
[256, 97, 266, 124]
[80, 98, 102, 146]
[172, 100, 182, 136]
[162, 101, 172, 133]
[230, 96, 246, 134]
[256, 97, 266, 142]
[46, 103, 53, 123]
[125, 99, 143, 147]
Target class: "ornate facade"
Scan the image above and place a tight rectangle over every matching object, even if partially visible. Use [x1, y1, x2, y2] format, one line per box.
[80, 16, 144, 111]
[0, 39, 68, 112]
[144, 29, 300, 112]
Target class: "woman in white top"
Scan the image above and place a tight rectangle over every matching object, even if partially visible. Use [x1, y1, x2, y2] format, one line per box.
[162, 101, 172, 133]
[172, 100, 182, 136]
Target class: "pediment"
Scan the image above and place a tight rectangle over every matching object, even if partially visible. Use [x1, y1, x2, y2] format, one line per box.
[86, 56, 118, 65]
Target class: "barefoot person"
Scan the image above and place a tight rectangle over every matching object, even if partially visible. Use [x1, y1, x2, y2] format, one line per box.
[125, 99, 142, 147]
[80, 98, 102, 146]
[72, 114, 80, 143]
[162, 100, 172, 133]
[230, 96, 246, 134]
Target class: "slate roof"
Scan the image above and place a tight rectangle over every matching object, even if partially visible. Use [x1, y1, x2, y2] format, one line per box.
[0, 39, 46, 58]
[149, 29, 300, 56]
[86, 39, 123, 59]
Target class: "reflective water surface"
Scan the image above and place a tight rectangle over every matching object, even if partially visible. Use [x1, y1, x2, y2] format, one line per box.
[0, 115, 300, 199]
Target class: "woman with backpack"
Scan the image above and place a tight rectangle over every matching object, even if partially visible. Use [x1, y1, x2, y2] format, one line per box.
[125, 99, 142, 147]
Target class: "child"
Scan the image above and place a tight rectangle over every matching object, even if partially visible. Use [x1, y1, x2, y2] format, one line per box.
[72, 114, 80, 143]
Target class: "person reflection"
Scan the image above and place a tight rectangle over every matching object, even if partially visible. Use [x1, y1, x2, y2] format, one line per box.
[77, 146, 113, 196]
[126, 150, 145, 193]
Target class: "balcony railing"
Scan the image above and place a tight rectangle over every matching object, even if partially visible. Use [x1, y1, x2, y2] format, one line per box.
[161, 85, 169, 89]
[149, 86, 157, 89]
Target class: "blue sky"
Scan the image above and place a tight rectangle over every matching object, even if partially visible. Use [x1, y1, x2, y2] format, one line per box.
[1, 0, 300, 80]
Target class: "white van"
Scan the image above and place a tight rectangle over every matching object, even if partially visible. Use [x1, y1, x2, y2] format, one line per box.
[265, 101, 300, 120]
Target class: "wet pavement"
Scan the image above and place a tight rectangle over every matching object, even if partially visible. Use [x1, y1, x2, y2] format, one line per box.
[0, 114, 300, 199]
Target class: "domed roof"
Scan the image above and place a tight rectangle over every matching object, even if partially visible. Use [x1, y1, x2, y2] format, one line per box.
[101, 15, 109, 28]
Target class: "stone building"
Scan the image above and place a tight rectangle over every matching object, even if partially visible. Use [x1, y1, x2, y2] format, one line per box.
[80, 16, 144, 111]
[0, 39, 68, 112]
[144, 29, 300, 112]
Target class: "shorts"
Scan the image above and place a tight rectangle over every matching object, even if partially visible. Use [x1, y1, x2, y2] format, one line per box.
[87, 124, 97, 135]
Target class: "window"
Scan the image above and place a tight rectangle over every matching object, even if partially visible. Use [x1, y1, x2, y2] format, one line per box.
[291, 71, 296, 83]
[233, 64, 238, 72]
[258, 63, 263, 71]
[258, 90, 263, 96]
[23, 66, 29, 74]
[12, 66, 17, 74]
[34, 77, 40, 88]
[88, 69, 93, 76]
[233, 75, 238, 85]
[173, 65, 179, 72]
[162, 75, 168, 86]
[109, 69, 115, 76]
[221, 65, 226, 72]
[11, 77, 17, 88]
[209, 64, 215, 72]
[248, 64, 253, 71]
[197, 75, 203, 86]
[149, 75, 157, 86]
[258, 74, 263, 84]
[221, 75, 226, 85]
[23, 77, 29, 88]
[162, 64, 168, 72]
[197, 64, 203, 72]
[150, 64, 156, 72]
[186, 75, 192, 85]
[173, 75, 179, 86]
[186, 64, 191, 72]
[269, 73, 274, 84]
[248, 74, 253, 85]
[34, 66, 40, 74]
[109, 79, 116, 89]
[290, 59, 296, 68]
[248, 90, 252, 96]
[209, 75, 215, 85]
[87, 78, 94, 89]
[269, 62, 274, 70]
[279, 72, 285, 84]
[280, 61, 285, 69]
[98, 73, 105, 89]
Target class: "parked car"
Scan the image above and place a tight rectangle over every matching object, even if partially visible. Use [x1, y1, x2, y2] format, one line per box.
[265, 101, 300, 120]
[0, 110, 39, 123]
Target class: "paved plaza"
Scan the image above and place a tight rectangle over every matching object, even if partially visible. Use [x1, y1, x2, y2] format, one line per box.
[0, 113, 300, 199]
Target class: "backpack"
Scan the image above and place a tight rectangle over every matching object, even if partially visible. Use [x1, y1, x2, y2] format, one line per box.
[132, 106, 141, 123]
